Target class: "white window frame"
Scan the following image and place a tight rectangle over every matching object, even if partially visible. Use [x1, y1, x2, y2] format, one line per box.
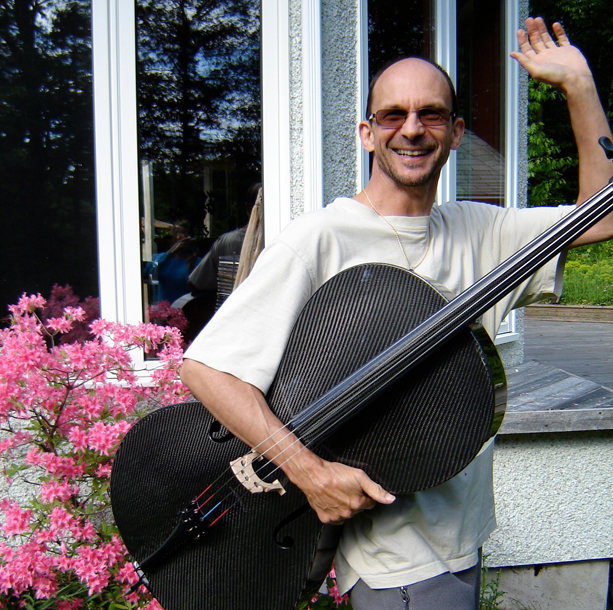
[262, 0, 292, 243]
[92, 0, 295, 369]
[359, 0, 521, 343]
[92, 0, 146, 370]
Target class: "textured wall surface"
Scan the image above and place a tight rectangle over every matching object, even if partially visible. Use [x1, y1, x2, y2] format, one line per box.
[485, 432, 613, 566]
[289, 0, 304, 217]
[486, 561, 610, 610]
[321, 0, 361, 204]
[290, 0, 361, 215]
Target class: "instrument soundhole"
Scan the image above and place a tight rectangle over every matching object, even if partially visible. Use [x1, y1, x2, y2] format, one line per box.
[208, 420, 233, 442]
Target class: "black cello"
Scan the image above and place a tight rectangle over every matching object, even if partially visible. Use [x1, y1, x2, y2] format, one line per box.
[110, 139, 613, 610]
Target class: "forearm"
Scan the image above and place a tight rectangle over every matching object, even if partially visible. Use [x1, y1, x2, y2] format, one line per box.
[180, 358, 306, 471]
[510, 17, 613, 245]
[564, 75, 613, 205]
[179, 358, 395, 523]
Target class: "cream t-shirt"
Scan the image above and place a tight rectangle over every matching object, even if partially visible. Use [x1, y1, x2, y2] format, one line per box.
[184, 197, 571, 591]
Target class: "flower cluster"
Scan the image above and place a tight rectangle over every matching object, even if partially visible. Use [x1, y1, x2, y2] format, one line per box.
[39, 284, 100, 345]
[0, 293, 189, 608]
[148, 301, 189, 336]
[308, 567, 352, 609]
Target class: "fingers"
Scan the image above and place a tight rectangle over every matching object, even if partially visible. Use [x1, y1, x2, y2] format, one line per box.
[518, 17, 569, 55]
[552, 21, 570, 46]
[302, 463, 396, 525]
[358, 472, 396, 506]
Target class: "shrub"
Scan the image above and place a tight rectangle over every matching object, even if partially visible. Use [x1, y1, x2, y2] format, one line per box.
[0, 293, 189, 608]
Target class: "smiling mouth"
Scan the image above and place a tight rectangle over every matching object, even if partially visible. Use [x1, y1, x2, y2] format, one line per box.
[395, 149, 431, 157]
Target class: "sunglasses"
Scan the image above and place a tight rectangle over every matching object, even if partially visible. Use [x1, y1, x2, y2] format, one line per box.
[368, 107, 455, 128]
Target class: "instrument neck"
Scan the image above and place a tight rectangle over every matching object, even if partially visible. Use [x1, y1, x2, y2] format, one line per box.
[290, 182, 613, 446]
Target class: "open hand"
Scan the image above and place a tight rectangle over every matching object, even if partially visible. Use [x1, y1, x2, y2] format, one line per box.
[510, 17, 592, 93]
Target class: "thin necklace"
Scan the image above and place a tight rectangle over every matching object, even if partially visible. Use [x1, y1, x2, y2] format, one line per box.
[362, 189, 430, 270]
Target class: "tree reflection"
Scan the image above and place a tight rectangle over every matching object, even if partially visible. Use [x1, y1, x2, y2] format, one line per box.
[0, 0, 96, 317]
[136, 0, 262, 237]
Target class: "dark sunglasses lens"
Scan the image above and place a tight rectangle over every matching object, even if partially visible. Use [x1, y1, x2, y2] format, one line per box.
[417, 109, 450, 125]
[376, 109, 407, 127]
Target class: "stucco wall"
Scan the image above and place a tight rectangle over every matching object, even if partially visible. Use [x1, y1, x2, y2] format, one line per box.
[289, 0, 361, 216]
[485, 431, 613, 566]
[289, 0, 304, 218]
[321, 0, 361, 204]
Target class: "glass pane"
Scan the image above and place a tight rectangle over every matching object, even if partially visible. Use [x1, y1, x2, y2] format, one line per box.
[368, 0, 434, 78]
[456, 0, 505, 206]
[136, 0, 262, 344]
[0, 2, 97, 321]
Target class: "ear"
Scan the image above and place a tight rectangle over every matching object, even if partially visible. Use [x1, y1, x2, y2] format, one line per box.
[359, 120, 375, 153]
[450, 117, 465, 150]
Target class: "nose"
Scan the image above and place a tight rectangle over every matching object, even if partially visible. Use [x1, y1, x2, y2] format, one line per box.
[399, 111, 427, 139]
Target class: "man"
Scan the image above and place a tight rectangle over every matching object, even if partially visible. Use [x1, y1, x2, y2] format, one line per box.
[181, 18, 613, 610]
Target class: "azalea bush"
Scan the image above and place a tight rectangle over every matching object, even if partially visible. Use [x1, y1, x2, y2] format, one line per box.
[0, 293, 190, 608]
[147, 301, 189, 340]
[308, 568, 351, 609]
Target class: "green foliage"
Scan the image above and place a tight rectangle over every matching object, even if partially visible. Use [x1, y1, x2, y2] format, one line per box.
[527, 0, 613, 207]
[480, 557, 505, 610]
[528, 81, 577, 207]
[561, 246, 613, 305]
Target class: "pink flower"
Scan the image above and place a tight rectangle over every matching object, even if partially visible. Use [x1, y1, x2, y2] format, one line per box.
[1, 500, 33, 536]
[87, 420, 130, 455]
[0, 290, 186, 606]
[49, 506, 77, 537]
[40, 479, 78, 504]
[73, 546, 111, 595]
[45, 316, 74, 334]
[96, 463, 112, 477]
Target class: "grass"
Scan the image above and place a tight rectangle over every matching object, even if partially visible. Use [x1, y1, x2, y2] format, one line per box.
[559, 241, 613, 305]
[480, 557, 505, 610]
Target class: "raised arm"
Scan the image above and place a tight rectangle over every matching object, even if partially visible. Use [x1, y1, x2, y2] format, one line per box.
[511, 17, 613, 246]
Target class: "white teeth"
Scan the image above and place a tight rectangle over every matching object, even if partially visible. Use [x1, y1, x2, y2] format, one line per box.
[396, 150, 428, 157]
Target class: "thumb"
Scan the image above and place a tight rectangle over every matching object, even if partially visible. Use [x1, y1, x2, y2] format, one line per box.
[360, 475, 396, 505]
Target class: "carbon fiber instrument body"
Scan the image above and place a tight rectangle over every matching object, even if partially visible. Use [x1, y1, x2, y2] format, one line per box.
[111, 263, 506, 610]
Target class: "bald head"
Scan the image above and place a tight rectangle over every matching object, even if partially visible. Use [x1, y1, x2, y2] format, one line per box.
[366, 57, 458, 119]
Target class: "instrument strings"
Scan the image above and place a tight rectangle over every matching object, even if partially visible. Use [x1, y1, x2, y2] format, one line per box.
[193, 178, 613, 527]
[192, 392, 358, 523]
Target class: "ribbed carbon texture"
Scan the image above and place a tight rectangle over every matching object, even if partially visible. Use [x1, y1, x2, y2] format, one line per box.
[111, 263, 504, 610]
[266, 264, 500, 492]
[111, 402, 329, 610]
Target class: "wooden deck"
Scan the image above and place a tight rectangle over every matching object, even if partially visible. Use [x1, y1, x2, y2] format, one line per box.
[501, 361, 613, 435]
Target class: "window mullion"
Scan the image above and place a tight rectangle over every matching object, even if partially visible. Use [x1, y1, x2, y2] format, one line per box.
[434, 0, 457, 206]
[92, 0, 142, 328]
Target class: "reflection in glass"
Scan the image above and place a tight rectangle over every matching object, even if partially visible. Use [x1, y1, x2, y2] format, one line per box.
[456, 0, 506, 206]
[135, 0, 262, 343]
[0, 1, 97, 319]
[368, 0, 434, 79]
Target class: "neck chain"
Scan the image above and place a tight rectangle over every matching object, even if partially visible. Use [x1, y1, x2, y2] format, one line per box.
[362, 189, 430, 270]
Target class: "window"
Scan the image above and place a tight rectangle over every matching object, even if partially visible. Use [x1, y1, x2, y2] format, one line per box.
[456, 0, 506, 206]
[135, 0, 262, 343]
[364, 0, 519, 341]
[0, 1, 97, 318]
[368, 0, 434, 74]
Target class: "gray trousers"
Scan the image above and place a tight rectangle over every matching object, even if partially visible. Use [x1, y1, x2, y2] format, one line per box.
[349, 557, 481, 610]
